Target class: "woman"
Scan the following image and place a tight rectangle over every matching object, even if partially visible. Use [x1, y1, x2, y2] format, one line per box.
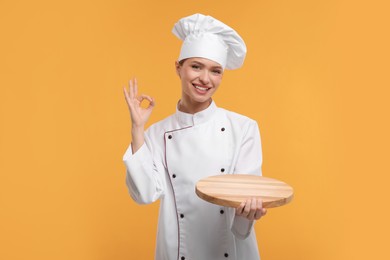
[123, 13, 267, 260]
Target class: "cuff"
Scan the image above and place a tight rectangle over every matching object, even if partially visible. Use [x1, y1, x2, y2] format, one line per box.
[231, 214, 255, 240]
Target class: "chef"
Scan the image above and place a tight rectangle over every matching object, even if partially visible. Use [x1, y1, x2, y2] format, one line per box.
[123, 13, 267, 260]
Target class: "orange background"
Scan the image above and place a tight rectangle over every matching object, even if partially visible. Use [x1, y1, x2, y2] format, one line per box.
[1, 0, 389, 259]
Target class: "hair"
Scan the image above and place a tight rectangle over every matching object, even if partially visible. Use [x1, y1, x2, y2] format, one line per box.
[178, 59, 186, 66]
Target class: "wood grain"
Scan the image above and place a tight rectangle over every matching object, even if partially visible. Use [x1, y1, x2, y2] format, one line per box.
[195, 174, 294, 208]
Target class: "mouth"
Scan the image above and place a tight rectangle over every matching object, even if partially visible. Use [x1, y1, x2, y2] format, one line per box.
[193, 84, 211, 92]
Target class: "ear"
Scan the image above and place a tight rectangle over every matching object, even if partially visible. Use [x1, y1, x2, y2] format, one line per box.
[175, 61, 181, 77]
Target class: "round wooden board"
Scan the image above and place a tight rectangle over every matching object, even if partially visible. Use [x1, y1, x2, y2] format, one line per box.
[195, 174, 294, 208]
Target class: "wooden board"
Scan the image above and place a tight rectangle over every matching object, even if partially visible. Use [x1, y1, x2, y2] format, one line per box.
[195, 174, 294, 208]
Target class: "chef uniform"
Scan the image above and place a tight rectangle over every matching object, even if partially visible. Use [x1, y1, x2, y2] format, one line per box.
[123, 14, 263, 260]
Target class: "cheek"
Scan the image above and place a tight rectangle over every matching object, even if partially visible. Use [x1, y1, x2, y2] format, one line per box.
[180, 72, 193, 91]
[212, 76, 223, 87]
[180, 73, 191, 85]
[183, 69, 196, 79]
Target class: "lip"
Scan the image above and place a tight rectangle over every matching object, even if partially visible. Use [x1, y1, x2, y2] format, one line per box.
[192, 84, 211, 94]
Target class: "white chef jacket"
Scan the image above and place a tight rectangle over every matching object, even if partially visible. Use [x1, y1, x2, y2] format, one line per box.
[123, 101, 263, 260]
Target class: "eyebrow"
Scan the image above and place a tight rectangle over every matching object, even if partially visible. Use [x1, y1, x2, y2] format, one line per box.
[190, 61, 223, 70]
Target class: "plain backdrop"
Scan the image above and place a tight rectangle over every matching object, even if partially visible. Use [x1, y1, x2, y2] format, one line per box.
[1, 0, 389, 259]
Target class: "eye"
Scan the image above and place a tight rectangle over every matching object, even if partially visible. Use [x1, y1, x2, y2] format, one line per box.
[191, 64, 201, 70]
[212, 69, 222, 75]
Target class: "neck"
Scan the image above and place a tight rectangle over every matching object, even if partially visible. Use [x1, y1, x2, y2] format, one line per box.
[178, 99, 212, 114]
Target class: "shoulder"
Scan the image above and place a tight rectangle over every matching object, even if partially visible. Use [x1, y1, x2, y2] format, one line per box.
[217, 107, 258, 128]
[214, 107, 260, 140]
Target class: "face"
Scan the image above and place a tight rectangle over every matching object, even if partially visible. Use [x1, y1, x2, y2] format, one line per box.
[175, 57, 224, 107]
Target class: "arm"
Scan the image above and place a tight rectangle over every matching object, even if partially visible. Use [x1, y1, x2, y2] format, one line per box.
[123, 137, 164, 204]
[123, 78, 163, 204]
[230, 120, 267, 239]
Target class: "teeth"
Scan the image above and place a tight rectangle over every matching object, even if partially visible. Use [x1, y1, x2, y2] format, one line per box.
[195, 85, 208, 91]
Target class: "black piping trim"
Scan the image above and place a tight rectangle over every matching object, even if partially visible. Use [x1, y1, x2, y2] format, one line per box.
[163, 125, 193, 260]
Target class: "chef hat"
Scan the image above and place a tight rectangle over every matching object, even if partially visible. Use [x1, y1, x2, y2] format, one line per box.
[172, 13, 247, 70]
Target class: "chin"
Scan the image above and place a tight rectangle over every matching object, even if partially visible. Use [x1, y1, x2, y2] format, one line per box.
[190, 95, 212, 103]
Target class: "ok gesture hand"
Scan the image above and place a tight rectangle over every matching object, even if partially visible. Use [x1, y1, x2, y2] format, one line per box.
[123, 78, 155, 128]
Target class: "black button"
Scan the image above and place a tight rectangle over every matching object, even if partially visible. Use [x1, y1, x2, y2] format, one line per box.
[168, 135, 172, 139]
[224, 253, 229, 257]
[172, 174, 176, 178]
[221, 127, 225, 131]
[181, 257, 185, 260]
[221, 168, 225, 173]
[180, 214, 184, 218]
[220, 209, 224, 214]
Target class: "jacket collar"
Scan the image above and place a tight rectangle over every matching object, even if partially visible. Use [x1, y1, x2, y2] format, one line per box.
[176, 100, 218, 127]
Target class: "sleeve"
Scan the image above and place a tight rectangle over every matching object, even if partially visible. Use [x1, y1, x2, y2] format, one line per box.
[230, 120, 263, 239]
[122, 133, 165, 204]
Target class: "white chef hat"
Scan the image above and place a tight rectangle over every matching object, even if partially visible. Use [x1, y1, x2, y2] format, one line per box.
[172, 13, 247, 70]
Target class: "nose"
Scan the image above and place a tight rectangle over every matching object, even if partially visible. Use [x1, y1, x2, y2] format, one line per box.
[199, 70, 210, 85]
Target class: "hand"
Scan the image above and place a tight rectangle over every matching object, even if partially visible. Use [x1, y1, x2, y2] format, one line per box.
[235, 198, 267, 221]
[123, 78, 155, 128]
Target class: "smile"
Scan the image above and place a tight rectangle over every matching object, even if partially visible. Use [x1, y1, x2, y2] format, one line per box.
[193, 84, 211, 91]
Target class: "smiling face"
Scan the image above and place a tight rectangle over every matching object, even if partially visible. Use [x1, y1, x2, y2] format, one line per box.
[175, 57, 224, 113]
